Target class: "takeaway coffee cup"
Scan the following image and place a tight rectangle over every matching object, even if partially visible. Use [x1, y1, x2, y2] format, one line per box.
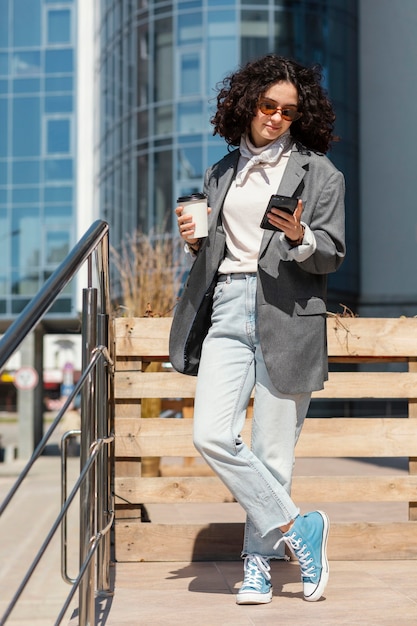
[177, 193, 208, 238]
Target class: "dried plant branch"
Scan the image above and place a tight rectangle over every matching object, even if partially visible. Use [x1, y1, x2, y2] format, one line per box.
[111, 230, 185, 318]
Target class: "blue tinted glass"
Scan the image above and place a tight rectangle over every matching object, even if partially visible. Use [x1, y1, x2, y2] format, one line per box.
[0, 161, 6, 184]
[12, 51, 41, 76]
[12, 160, 40, 184]
[48, 9, 71, 44]
[47, 118, 70, 153]
[178, 13, 203, 44]
[0, 99, 7, 156]
[13, 0, 41, 46]
[44, 186, 73, 202]
[12, 97, 41, 157]
[13, 78, 41, 93]
[46, 230, 70, 263]
[45, 50, 73, 74]
[44, 159, 73, 181]
[45, 0, 73, 3]
[0, 0, 8, 47]
[178, 101, 203, 134]
[11, 206, 40, 270]
[45, 95, 72, 112]
[12, 187, 40, 203]
[0, 189, 7, 203]
[0, 80, 7, 93]
[45, 76, 73, 92]
[178, 146, 203, 179]
[0, 53, 8, 76]
[45, 205, 72, 218]
[0, 207, 6, 271]
[180, 53, 201, 96]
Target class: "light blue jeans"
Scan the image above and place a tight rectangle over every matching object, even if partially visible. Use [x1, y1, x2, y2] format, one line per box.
[193, 273, 311, 558]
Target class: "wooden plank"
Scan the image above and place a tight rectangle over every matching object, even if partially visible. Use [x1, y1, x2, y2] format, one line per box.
[114, 475, 417, 505]
[114, 417, 417, 458]
[114, 521, 417, 561]
[326, 316, 417, 357]
[114, 370, 417, 400]
[114, 317, 417, 359]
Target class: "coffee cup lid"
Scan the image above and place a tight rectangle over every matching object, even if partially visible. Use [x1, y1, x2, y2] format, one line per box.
[177, 193, 207, 202]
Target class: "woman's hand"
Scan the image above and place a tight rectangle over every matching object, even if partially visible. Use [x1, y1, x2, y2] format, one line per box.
[268, 198, 304, 244]
[175, 205, 199, 245]
[175, 205, 211, 245]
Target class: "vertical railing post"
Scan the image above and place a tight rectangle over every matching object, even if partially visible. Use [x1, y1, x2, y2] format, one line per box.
[96, 312, 112, 593]
[96, 233, 113, 593]
[79, 276, 98, 626]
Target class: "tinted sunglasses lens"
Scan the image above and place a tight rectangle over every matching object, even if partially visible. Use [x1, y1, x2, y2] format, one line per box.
[258, 101, 276, 115]
[258, 102, 301, 121]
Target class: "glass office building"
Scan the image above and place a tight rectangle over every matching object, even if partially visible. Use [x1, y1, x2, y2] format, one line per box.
[97, 0, 359, 308]
[0, 0, 78, 327]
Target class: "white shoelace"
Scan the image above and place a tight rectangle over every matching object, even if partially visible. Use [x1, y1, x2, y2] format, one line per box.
[274, 534, 316, 580]
[242, 554, 271, 589]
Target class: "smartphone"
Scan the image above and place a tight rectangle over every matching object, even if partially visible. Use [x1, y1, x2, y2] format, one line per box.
[260, 194, 298, 231]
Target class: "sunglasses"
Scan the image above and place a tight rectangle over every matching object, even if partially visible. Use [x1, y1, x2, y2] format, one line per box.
[258, 99, 302, 122]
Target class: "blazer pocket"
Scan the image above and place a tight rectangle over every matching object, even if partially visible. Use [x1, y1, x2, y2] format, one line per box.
[295, 297, 327, 316]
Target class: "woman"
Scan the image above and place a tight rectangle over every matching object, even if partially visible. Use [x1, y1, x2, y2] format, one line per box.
[169, 54, 345, 605]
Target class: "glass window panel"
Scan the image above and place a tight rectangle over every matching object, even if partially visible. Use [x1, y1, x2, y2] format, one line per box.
[0, 53, 9, 76]
[47, 298, 72, 313]
[0, 208, 7, 268]
[153, 150, 172, 230]
[45, 49, 73, 74]
[0, 0, 8, 47]
[47, 118, 70, 153]
[13, 78, 41, 93]
[12, 187, 40, 203]
[0, 79, 7, 93]
[11, 187, 40, 205]
[178, 12, 203, 44]
[178, 101, 203, 134]
[45, 205, 72, 219]
[177, 146, 202, 179]
[12, 97, 41, 157]
[154, 104, 173, 136]
[11, 207, 40, 271]
[45, 76, 73, 92]
[44, 158, 73, 181]
[12, 160, 40, 184]
[45, 95, 72, 112]
[44, 185, 73, 202]
[0, 162, 6, 184]
[44, 0, 73, 3]
[13, 0, 41, 47]
[12, 298, 31, 313]
[0, 189, 7, 203]
[0, 99, 7, 156]
[154, 17, 173, 102]
[45, 230, 70, 263]
[47, 9, 71, 44]
[12, 51, 41, 76]
[207, 10, 237, 91]
[180, 52, 201, 96]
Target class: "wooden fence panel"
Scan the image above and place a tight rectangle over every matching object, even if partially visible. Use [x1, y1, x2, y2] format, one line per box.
[113, 316, 417, 561]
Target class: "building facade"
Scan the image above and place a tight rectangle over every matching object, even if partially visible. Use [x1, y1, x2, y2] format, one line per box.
[0, 0, 79, 328]
[96, 0, 360, 311]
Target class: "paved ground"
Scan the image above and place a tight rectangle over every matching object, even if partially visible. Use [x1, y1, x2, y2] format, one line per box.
[1, 417, 417, 625]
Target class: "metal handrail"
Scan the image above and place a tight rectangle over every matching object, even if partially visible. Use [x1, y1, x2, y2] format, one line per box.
[0, 219, 114, 626]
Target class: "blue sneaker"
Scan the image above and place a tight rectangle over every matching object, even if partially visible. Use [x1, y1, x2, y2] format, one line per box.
[236, 554, 272, 605]
[274, 511, 329, 602]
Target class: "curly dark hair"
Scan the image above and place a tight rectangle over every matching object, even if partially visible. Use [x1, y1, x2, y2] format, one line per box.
[211, 54, 337, 153]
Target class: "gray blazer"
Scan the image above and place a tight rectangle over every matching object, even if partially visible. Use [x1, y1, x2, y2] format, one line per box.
[169, 143, 345, 394]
